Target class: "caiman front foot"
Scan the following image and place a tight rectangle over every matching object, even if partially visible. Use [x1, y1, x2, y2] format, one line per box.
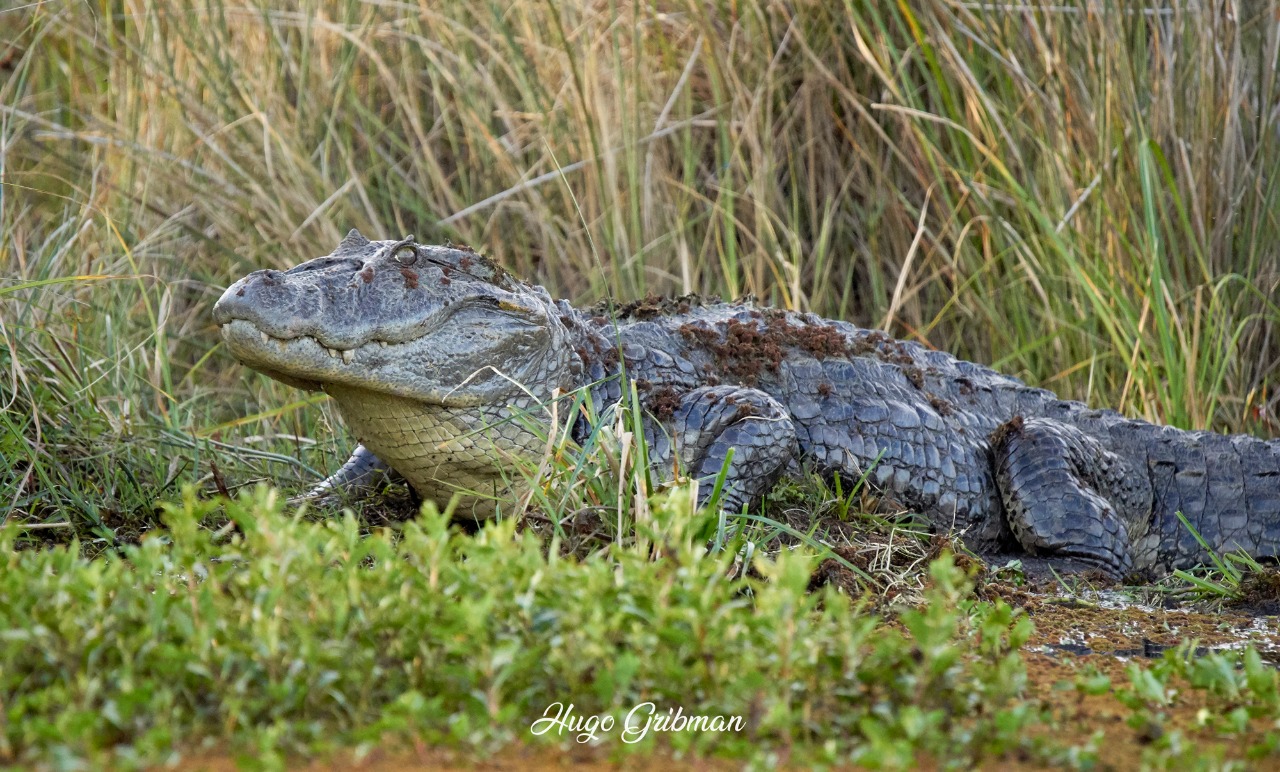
[289, 444, 406, 506]
[659, 385, 799, 515]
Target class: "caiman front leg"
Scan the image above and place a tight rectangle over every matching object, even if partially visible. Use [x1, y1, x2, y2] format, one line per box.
[648, 385, 798, 513]
[291, 444, 407, 504]
[991, 416, 1153, 576]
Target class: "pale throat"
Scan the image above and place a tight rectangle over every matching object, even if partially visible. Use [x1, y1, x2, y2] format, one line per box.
[322, 384, 549, 518]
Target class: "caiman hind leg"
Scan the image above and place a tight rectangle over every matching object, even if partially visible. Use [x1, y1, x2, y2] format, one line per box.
[991, 416, 1153, 576]
[650, 386, 798, 514]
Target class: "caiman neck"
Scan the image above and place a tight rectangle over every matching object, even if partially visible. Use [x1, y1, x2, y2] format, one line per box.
[557, 304, 629, 435]
[323, 385, 549, 519]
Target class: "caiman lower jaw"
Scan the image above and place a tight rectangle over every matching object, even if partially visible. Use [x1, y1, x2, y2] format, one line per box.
[217, 318, 492, 407]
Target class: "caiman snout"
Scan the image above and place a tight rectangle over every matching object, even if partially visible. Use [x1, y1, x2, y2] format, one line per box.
[212, 267, 309, 337]
[213, 269, 286, 324]
[213, 257, 373, 346]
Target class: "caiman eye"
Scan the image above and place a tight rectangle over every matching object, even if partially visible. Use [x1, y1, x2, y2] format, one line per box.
[394, 245, 418, 266]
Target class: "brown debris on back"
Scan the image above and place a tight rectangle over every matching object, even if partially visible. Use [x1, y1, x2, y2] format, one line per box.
[399, 267, 419, 289]
[587, 297, 944, 398]
[678, 310, 929, 388]
[988, 415, 1026, 448]
[644, 384, 683, 422]
[902, 365, 925, 390]
[850, 330, 916, 367]
[678, 318, 784, 386]
[792, 323, 848, 358]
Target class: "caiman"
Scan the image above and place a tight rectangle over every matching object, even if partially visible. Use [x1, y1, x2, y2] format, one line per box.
[212, 231, 1280, 577]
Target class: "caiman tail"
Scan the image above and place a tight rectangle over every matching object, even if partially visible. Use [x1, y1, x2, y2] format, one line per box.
[1143, 429, 1280, 572]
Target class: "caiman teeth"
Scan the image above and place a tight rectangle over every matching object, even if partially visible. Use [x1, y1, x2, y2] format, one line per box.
[342, 349, 355, 364]
[327, 347, 341, 359]
[260, 331, 271, 345]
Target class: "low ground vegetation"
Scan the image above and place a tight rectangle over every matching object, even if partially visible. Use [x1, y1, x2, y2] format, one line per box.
[5, 486, 1280, 769]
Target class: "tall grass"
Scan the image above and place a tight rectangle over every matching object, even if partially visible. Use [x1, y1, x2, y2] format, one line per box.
[2, 0, 1279, 531]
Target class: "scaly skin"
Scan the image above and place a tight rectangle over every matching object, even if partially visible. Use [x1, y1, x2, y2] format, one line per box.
[213, 231, 1280, 576]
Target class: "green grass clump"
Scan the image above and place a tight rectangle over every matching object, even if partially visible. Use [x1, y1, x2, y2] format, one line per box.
[1156, 513, 1280, 607]
[2, 485, 1040, 769]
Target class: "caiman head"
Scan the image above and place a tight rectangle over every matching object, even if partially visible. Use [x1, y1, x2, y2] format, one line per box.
[213, 230, 580, 510]
[213, 230, 576, 406]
